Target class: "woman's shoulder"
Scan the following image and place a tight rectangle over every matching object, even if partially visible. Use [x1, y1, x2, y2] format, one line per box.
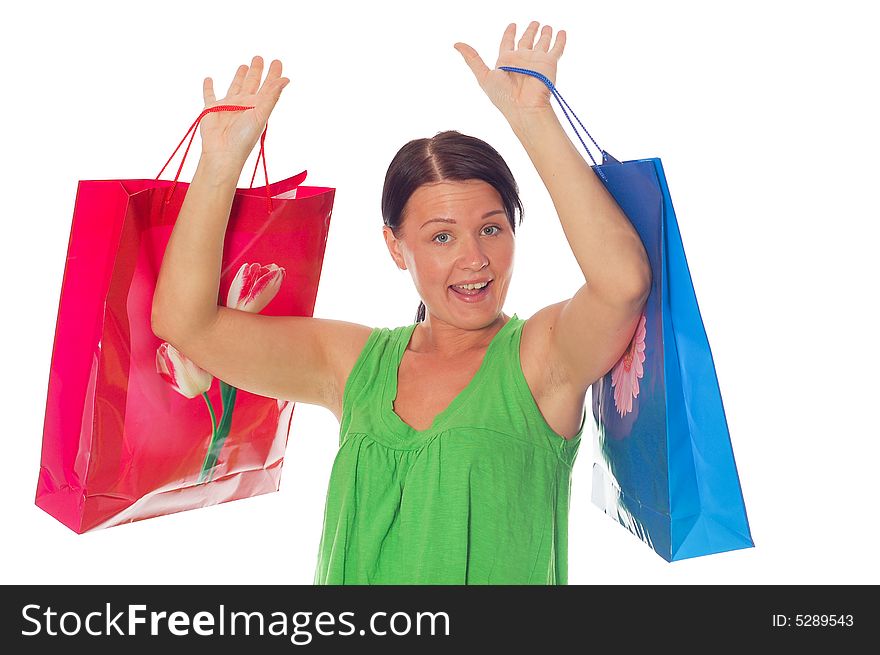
[320, 319, 406, 419]
[322, 319, 383, 367]
[516, 302, 588, 440]
[516, 301, 570, 395]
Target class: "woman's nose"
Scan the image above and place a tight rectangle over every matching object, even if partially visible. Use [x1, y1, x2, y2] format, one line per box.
[458, 236, 489, 270]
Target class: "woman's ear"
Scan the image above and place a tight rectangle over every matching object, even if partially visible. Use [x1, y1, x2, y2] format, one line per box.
[382, 226, 408, 270]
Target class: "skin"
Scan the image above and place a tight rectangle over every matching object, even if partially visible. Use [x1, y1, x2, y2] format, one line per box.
[153, 21, 651, 443]
[382, 180, 515, 356]
[377, 20, 558, 361]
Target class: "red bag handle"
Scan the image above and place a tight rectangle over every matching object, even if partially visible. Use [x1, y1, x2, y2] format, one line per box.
[156, 104, 273, 213]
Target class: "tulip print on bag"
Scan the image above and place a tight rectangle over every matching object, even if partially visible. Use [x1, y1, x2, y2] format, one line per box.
[152, 263, 286, 484]
[158, 262, 286, 483]
[156, 342, 215, 400]
[36, 109, 334, 533]
[156, 342, 219, 481]
[227, 263, 285, 313]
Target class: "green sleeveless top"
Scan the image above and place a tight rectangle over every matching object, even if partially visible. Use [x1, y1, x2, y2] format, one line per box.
[313, 313, 584, 585]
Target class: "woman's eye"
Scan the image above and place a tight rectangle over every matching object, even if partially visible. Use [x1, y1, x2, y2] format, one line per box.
[432, 225, 501, 245]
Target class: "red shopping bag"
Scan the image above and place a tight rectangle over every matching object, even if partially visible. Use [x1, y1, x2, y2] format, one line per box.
[35, 107, 335, 533]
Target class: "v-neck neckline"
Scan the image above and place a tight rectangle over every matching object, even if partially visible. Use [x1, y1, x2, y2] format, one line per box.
[382, 314, 518, 439]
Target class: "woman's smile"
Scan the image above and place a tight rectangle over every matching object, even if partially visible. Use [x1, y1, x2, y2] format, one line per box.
[449, 278, 493, 302]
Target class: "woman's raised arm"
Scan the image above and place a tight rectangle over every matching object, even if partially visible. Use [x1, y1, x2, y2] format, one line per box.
[152, 56, 289, 337]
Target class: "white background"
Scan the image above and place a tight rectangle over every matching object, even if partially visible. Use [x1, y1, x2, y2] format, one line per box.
[1, 0, 876, 585]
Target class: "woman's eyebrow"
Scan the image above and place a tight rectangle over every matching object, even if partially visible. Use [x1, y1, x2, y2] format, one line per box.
[420, 209, 505, 229]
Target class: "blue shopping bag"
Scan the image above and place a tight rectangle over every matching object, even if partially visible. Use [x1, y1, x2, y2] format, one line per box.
[501, 67, 754, 561]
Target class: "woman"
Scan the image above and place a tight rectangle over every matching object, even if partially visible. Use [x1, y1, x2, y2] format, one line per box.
[152, 21, 651, 584]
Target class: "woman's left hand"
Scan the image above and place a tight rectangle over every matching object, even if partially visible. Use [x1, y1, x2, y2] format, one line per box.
[454, 21, 564, 123]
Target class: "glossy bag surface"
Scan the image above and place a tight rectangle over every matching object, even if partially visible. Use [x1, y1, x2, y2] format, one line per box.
[589, 154, 754, 561]
[497, 65, 753, 562]
[36, 170, 334, 533]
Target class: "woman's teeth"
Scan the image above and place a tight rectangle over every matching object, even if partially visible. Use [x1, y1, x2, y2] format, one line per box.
[450, 280, 491, 299]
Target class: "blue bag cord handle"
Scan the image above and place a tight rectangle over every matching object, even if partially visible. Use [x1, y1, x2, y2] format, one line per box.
[498, 66, 615, 182]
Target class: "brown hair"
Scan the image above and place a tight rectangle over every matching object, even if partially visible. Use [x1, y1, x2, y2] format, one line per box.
[381, 130, 524, 323]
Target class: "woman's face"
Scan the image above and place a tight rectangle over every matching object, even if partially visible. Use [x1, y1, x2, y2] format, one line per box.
[383, 180, 515, 330]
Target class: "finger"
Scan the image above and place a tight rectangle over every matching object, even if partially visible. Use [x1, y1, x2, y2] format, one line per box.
[535, 25, 553, 53]
[227, 64, 249, 96]
[255, 76, 290, 123]
[453, 42, 490, 87]
[498, 22, 516, 57]
[257, 59, 283, 95]
[549, 29, 566, 58]
[255, 60, 286, 117]
[242, 55, 264, 95]
[517, 20, 539, 49]
[203, 77, 216, 106]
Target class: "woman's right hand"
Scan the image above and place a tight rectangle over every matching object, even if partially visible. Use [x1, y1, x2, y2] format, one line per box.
[199, 56, 290, 165]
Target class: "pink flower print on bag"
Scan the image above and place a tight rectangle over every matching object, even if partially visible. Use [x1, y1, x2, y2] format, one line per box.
[611, 312, 647, 417]
[156, 342, 219, 482]
[155, 342, 214, 399]
[154, 263, 286, 483]
[35, 145, 336, 533]
[226, 263, 285, 313]
[199, 262, 286, 482]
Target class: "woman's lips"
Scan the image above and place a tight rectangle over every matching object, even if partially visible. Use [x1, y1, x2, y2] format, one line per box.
[449, 280, 492, 303]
